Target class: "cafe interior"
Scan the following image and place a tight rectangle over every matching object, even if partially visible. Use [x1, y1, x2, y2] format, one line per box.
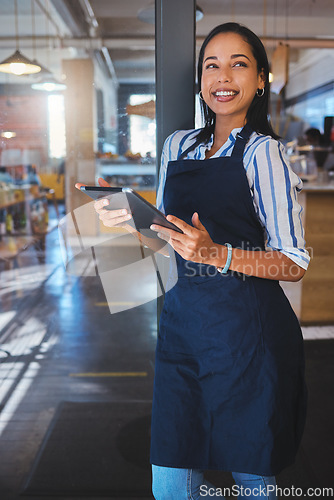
[0, 0, 333, 498]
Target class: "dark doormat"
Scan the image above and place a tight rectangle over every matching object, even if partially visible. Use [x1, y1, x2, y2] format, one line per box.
[22, 401, 153, 498]
[275, 339, 334, 495]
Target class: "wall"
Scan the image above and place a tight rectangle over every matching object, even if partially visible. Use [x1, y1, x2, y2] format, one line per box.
[0, 93, 49, 167]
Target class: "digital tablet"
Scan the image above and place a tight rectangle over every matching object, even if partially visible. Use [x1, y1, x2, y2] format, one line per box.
[80, 185, 183, 236]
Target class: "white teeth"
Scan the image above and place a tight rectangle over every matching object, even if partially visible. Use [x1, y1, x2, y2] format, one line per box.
[215, 91, 236, 96]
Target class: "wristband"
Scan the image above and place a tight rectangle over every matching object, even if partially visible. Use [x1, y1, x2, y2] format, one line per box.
[217, 243, 232, 274]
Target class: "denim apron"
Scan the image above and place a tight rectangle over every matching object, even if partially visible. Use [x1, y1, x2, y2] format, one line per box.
[150, 125, 307, 476]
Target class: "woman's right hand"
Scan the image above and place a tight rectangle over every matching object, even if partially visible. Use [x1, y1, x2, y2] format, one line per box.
[93, 177, 133, 228]
[75, 177, 133, 229]
[75, 178, 170, 256]
[94, 198, 133, 228]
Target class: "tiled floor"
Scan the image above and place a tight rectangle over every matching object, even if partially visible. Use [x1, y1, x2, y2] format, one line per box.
[0, 206, 333, 499]
[0, 209, 156, 499]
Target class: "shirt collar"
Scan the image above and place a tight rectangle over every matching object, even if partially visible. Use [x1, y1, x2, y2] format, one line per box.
[203, 126, 243, 152]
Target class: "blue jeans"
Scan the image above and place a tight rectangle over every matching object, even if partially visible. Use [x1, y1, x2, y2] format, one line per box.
[152, 465, 277, 499]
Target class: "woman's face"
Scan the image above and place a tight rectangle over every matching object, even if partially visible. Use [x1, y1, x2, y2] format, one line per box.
[201, 32, 265, 128]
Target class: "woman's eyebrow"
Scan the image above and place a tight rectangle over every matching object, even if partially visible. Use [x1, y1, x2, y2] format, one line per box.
[204, 53, 251, 63]
[203, 56, 218, 63]
[231, 53, 251, 61]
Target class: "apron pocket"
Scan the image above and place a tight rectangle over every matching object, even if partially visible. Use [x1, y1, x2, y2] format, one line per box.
[158, 274, 263, 358]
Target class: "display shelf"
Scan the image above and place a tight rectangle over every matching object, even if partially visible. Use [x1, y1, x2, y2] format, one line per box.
[98, 161, 156, 176]
[0, 190, 50, 210]
[0, 186, 59, 267]
[303, 182, 334, 192]
[97, 159, 156, 191]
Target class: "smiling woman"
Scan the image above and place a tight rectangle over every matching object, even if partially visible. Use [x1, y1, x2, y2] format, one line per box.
[200, 32, 265, 141]
[93, 21, 311, 500]
[148, 22, 310, 500]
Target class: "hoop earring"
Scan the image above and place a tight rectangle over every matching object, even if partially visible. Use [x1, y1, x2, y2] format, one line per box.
[256, 88, 265, 97]
[199, 90, 205, 101]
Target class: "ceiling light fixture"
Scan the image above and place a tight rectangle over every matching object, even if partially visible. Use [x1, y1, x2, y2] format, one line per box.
[138, 3, 204, 24]
[0, 50, 41, 75]
[31, 75, 66, 92]
[30, 0, 51, 75]
[1, 131, 17, 139]
[31, 0, 66, 92]
[0, 0, 41, 75]
[196, 5, 204, 22]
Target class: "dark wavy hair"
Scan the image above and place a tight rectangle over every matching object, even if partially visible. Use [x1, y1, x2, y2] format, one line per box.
[195, 22, 279, 146]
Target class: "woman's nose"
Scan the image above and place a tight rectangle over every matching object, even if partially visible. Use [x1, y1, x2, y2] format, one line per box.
[218, 68, 232, 83]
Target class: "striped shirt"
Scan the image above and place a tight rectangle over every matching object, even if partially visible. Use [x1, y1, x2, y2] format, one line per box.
[156, 127, 310, 270]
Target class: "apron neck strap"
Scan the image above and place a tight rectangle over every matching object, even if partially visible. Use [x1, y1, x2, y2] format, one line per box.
[230, 123, 253, 158]
[178, 138, 201, 160]
[178, 123, 253, 160]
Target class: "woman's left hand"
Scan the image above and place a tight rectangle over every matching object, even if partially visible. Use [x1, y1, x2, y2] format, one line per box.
[150, 212, 219, 264]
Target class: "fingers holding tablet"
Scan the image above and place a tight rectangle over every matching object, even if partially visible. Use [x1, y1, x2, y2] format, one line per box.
[75, 182, 133, 228]
[95, 203, 133, 228]
[94, 198, 110, 211]
[101, 210, 132, 228]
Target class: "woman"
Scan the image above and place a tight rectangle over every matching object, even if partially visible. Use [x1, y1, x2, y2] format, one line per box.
[94, 23, 309, 500]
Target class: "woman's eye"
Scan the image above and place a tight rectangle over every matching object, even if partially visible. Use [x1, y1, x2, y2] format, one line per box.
[205, 63, 218, 69]
[233, 61, 247, 68]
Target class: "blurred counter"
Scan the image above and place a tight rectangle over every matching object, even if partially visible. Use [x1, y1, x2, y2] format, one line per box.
[97, 158, 156, 193]
[283, 181, 334, 325]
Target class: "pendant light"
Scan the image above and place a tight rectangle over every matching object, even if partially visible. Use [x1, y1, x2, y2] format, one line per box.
[0, 0, 41, 75]
[31, 75, 66, 92]
[31, 0, 66, 92]
[30, 0, 51, 75]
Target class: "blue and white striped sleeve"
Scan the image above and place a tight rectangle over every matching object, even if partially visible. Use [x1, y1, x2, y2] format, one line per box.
[156, 135, 173, 214]
[251, 138, 310, 270]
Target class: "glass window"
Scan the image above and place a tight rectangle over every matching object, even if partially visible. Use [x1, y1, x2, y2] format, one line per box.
[48, 94, 66, 158]
[129, 94, 156, 158]
[286, 90, 334, 131]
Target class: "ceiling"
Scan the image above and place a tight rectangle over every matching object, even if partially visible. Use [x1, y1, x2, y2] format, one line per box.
[0, 0, 333, 85]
